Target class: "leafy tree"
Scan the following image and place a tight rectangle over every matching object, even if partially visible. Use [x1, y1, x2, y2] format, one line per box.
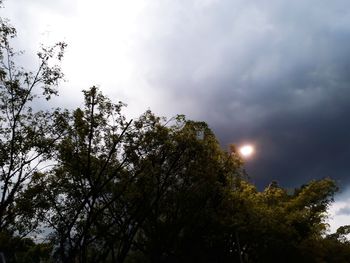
[0, 5, 66, 238]
[320, 225, 350, 263]
[38, 90, 245, 263]
[34, 87, 348, 263]
[0, 231, 52, 263]
[40, 87, 132, 263]
[121, 117, 244, 263]
[224, 178, 339, 262]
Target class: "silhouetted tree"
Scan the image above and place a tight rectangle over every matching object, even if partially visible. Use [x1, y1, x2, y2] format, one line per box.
[0, 7, 66, 237]
[37, 87, 131, 263]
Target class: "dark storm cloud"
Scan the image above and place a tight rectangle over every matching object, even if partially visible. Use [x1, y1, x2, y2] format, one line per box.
[135, 0, 350, 188]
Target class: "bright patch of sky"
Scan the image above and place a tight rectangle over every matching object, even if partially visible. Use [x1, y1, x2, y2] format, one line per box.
[328, 186, 350, 233]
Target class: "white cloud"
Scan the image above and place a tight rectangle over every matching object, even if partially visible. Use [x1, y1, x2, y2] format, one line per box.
[328, 187, 350, 233]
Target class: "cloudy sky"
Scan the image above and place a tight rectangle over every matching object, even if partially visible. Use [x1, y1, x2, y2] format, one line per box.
[2, 0, 350, 231]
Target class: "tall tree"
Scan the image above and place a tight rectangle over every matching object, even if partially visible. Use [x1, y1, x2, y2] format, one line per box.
[112, 113, 244, 263]
[0, 10, 66, 236]
[40, 93, 245, 263]
[41, 87, 132, 263]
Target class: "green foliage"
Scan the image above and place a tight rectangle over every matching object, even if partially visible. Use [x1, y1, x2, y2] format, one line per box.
[38, 87, 131, 263]
[0, 231, 52, 263]
[0, 9, 66, 236]
[1, 83, 348, 263]
[226, 178, 339, 262]
[120, 113, 242, 263]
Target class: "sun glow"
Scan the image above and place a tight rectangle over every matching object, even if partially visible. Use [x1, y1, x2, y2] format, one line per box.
[239, 144, 255, 158]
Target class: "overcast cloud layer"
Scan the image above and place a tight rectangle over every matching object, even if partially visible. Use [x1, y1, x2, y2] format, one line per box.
[131, 0, 350, 188]
[2, 0, 350, 189]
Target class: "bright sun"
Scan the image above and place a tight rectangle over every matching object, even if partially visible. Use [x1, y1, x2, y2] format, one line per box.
[239, 145, 255, 158]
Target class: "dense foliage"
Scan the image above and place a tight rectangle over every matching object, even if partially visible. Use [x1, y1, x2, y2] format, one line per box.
[0, 5, 350, 263]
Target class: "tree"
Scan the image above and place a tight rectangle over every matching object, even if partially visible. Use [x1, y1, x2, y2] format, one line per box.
[121, 116, 244, 263]
[35, 87, 348, 262]
[0, 8, 66, 237]
[0, 231, 52, 263]
[38, 90, 245, 263]
[223, 178, 339, 262]
[39, 87, 132, 263]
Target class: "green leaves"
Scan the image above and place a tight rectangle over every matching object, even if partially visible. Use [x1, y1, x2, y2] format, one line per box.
[0, 83, 348, 262]
[0, 11, 66, 238]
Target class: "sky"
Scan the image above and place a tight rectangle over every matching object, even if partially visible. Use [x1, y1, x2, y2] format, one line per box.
[1, 0, 350, 232]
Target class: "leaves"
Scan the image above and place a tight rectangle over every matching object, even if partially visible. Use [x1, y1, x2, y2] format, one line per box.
[0, 12, 66, 236]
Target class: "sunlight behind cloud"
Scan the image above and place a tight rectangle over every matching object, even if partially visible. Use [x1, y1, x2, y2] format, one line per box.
[239, 144, 255, 158]
[65, 0, 147, 91]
